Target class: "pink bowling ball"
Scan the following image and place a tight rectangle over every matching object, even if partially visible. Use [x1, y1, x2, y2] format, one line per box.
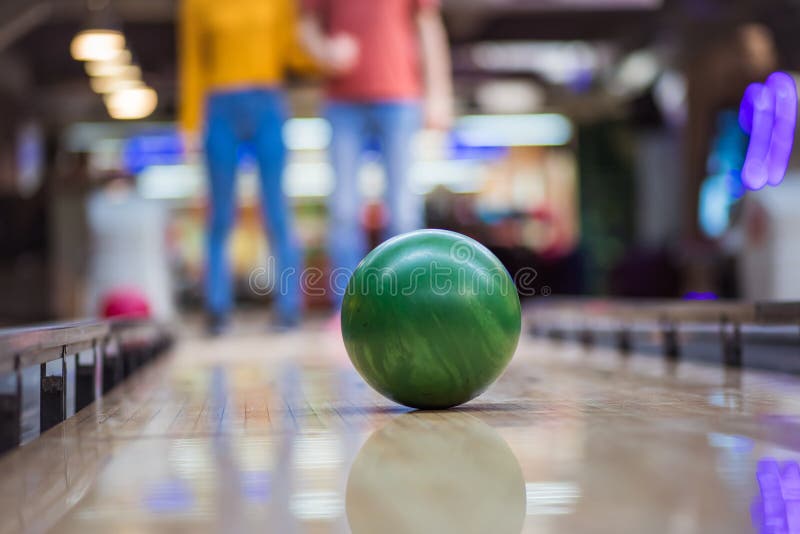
[101, 288, 151, 319]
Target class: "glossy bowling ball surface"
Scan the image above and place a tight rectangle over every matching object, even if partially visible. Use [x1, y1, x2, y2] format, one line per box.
[341, 230, 521, 409]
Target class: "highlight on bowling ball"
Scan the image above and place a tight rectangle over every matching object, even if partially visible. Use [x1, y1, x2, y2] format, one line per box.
[341, 229, 522, 409]
[100, 287, 152, 319]
[739, 71, 798, 190]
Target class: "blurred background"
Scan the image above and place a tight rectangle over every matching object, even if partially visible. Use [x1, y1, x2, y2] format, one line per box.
[1, 0, 799, 325]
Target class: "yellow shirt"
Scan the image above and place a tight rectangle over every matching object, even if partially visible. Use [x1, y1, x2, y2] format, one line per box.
[178, 0, 314, 134]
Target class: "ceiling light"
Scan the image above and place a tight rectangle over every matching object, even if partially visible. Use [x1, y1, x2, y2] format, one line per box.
[70, 29, 125, 62]
[91, 77, 143, 94]
[104, 86, 158, 120]
[84, 49, 133, 76]
[87, 62, 140, 79]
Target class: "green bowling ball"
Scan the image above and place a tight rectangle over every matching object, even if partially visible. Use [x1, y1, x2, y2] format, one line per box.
[341, 230, 521, 409]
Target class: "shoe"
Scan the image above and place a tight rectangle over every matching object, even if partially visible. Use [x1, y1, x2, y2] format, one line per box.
[206, 313, 231, 337]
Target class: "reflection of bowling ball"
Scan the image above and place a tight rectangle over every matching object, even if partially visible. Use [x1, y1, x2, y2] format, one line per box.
[346, 413, 526, 534]
[342, 230, 521, 409]
[101, 287, 151, 319]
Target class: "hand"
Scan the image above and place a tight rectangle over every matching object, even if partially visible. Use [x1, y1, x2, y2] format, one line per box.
[424, 94, 454, 131]
[325, 33, 360, 75]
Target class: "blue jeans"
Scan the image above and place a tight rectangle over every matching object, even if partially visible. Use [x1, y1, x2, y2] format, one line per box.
[204, 88, 301, 321]
[325, 101, 422, 302]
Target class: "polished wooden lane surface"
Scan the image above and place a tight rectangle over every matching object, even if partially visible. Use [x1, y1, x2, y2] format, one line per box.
[0, 324, 798, 533]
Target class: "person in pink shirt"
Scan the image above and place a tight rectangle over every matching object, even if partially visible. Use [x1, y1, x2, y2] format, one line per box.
[300, 0, 453, 305]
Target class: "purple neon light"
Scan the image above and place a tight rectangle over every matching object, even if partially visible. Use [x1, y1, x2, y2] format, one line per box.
[739, 72, 798, 190]
[751, 459, 800, 533]
[683, 291, 718, 301]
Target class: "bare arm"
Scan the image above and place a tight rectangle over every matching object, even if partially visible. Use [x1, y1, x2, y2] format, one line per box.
[298, 12, 328, 65]
[417, 7, 453, 129]
[299, 11, 359, 75]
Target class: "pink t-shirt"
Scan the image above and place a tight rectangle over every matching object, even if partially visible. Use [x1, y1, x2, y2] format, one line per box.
[303, 0, 438, 101]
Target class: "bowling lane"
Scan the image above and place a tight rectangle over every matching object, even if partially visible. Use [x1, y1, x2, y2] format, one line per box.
[0, 323, 798, 533]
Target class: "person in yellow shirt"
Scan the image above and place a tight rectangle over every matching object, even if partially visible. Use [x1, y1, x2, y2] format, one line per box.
[179, 0, 311, 334]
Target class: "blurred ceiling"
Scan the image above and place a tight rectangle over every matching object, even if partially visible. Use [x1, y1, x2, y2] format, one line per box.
[0, 0, 799, 123]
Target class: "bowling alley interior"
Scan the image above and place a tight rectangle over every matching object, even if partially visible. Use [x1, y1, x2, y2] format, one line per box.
[4, 0, 800, 532]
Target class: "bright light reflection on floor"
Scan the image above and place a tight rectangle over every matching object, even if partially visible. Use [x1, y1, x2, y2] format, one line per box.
[525, 482, 581, 516]
[290, 491, 343, 520]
